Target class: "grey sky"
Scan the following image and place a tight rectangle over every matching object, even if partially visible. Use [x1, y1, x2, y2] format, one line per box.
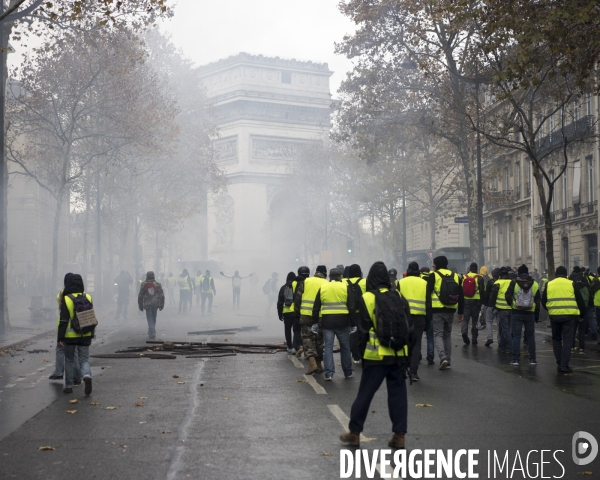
[161, 0, 356, 96]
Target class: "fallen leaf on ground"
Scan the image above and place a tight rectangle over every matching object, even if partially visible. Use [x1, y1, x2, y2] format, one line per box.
[121, 445, 128, 448]
[361, 436, 376, 442]
[66, 410, 77, 414]
[40, 360, 49, 363]
[90, 402, 100, 406]
[161, 430, 172, 434]
[101, 366, 111, 370]
[172, 375, 180, 378]
[135, 402, 145, 407]
[177, 381, 185, 385]
[416, 404, 433, 407]
[296, 379, 306, 383]
[139, 396, 147, 400]
[106, 406, 117, 410]
[321, 452, 333, 456]
[583, 472, 594, 476]
[38, 446, 55, 451]
[69, 399, 78, 404]
[223, 397, 228, 400]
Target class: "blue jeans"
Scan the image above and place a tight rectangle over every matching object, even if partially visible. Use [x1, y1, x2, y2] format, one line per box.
[496, 310, 512, 352]
[426, 322, 434, 362]
[65, 344, 91, 388]
[511, 313, 536, 362]
[588, 307, 597, 335]
[146, 308, 158, 338]
[322, 327, 353, 378]
[52, 343, 81, 378]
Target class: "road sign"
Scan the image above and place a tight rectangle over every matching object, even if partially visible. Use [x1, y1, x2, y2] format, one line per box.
[454, 216, 469, 224]
[426, 250, 434, 260]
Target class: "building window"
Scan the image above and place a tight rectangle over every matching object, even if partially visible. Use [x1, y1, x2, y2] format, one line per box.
[588, 155, 594, 203]
[517, 218, 522, 257]
[526, 215, 532, 256]
[572, 159, 581, 204]
[540, 241, 546, 273]
[574, 100, 580, 121]
[495, 225, 499, 261]
[515, 162, 521, 199]
[504, 167, 509, 191]
[281, 71, 292, 84]
[586, 94, 592, 116]
[562, 237, 569, 271]
[562, 169, 568, 209]
[506, 219, 511, 260]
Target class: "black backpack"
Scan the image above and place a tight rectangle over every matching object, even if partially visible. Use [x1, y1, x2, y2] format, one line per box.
[283, 283, 294, 307]
[66, 294, 97, 335]
[436, 271, 460, 306]
[373, 289, 411, 351]
[347, 278, 363, 311]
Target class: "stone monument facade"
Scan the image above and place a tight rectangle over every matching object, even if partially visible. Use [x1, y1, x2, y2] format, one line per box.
[198, 53, 332, 265]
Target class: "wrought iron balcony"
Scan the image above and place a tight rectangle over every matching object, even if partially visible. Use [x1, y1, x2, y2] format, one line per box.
[536, 115, 594, 157]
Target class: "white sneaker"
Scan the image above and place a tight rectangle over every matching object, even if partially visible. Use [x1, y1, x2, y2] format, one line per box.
[324, 376, 333, 381]
[290, 348, 296, 355]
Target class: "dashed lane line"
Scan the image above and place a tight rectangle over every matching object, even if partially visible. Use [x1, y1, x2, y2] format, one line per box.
[288, 355, 304, 369]
[304, 374, 327, 394]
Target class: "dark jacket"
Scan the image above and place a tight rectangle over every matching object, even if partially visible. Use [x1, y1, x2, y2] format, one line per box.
[541, 276, 587, 320]
[505, 274, 540, 320]
[114, 272, 132, 295]
[277, 273, 296, 319]
[58, 274, 92, 346]
[138, 271, 165, 311]
[484, 277, 499, 307]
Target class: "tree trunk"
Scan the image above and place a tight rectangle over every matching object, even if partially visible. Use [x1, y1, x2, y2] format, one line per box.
[0, 7, 10, 335]
[429, 206, 437, 251]
[532, 164, 556, 278]
[82, 168, 91, 282]
[200, 183, 208, 260]
[51, 189, 65, 289]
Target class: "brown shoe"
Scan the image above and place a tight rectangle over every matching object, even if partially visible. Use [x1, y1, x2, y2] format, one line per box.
[295, 346, 304, 358]
[316, 359, 324, 373]
[388, 432, 405, 449]
[305, 357, 319, 375]
[339, 431, 360, 446]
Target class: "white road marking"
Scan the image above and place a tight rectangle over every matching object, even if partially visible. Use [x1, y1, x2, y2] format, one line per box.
[304, 374, 327, 394]
[5, 384, 15, 388]
[15, 378, 25, 382]
[288, 355, 304, 368]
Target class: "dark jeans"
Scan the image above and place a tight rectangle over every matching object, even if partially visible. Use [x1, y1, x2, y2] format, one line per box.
[349, 363, 407, 434]
[179, 290, 190, 313]
[116, 292, 129, 320]
[496, 309, 512, 351]
[462, 301, 481, 339]
[410, 316, 426, 373]
[426, 322, 434, 363]
[283, 313, 299, 349]
[233, 287, 241, 308]
[575, 314, 589, 349]
[511, 312, 536, 362]
[145, 308, 158, 338]
[551, 318, 576, 369]
[201, 293, 213, 314]
[350, 329, 361, 361]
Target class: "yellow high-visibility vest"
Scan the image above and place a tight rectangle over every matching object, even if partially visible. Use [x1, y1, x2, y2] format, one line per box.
[494, 279, 513, 310]
[431, 269, 460, 309]
[299, 277, 327, 316]
[56, 293, 93, 339]
[512, 281, 539, 312]
[318, 281, 349, 315]
[546, 277, 579, 316]
[464, 272, 482, 300]
[398, 275, 428, 316]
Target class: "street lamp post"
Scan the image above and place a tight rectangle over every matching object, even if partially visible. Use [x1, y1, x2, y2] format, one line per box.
[476, 69, 485, 267]
[402, 189, 407, 271]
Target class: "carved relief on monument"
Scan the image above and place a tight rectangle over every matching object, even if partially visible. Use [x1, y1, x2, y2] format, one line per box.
[213, 195, 235, 247]
[580, 217, 598, 232]
[214, 101, 330, 126]
[214, 136, 238, 165]
[251, 136, 305, 162]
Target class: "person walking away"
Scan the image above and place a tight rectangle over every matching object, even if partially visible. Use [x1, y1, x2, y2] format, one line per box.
[483, 268, 500, 347]
[505, 264, 540, 366]
[195, 271, 203, 307]
[114, 270, 132, 321]
[199, 270, 216, 314]
[427, 256, 464, 370]
[339, 261, 412, 449]
[221, 270, 253, 309]
[590, 268, 600, 342]
[461, 262, 485, 345]
[399, 262, 431, 381]
[138, 271, 165, 339]
[489, 267, 513, 353]
[539, 272, 550, 327]
[277, 272, 299, 354]
[57, 274, 95, 395]
[420, 267, 435, 365]
[312, 268, 354, 380]
[388, 268, 399, 291]
[49, 273, 81, 383]
[263, 272, 279, 315]
[569, 267, 591, 354]
[293, 266, 310, 358]
[166, 273, 176, 305]
[178, 269, 193, 314]
[345, 264, 366, 364]
[542, 266, 586, 373]
[297, 266, 328, 375]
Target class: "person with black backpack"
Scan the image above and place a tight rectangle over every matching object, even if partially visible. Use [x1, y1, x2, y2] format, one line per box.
[57, 274, 95, 395]
[345, 264, 366, 364]
[138, 271, 165, 339]
[569, 266, 591, 354]
[293, 266, 310, 358]
[426, 256, 464, 370]
[277, 272, 299, 354]
[339, 261, 412, 450]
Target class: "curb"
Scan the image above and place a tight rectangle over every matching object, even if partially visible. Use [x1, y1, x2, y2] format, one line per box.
[0, 329, 55, 352]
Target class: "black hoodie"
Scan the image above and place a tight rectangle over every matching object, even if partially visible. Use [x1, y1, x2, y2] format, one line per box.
[277, 272, 297, 319]
[58, 274, 92, 345]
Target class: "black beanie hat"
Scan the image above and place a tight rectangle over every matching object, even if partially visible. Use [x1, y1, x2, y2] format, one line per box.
[316, 265, 327, 275]
[348, 264, 362, 278]
[408, 261, 420, 272]
[597, 266, 600, 275]
[556, 266, 568, 277]
[469, 262, 478, 272]
[517, 264, 529, 275]
[433, 256, 448, 269]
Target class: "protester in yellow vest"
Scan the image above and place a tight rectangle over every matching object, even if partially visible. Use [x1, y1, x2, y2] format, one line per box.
[57, 274, 94, 395]
[178, 269, 193, 314]
[461, 262, 485, 345]
[293, 266, 311, 358]
[345, 264, 367, 363]
[399, 262, 431, 382]
[339, 261, 410, 450]
[542, 266, 586, 373]
[312, 268, 353, 381]
[298, 265, 328, 375]
[489, 267, 513, 353]
[277, 272, 299, 354]
[166, 273, 176, 305]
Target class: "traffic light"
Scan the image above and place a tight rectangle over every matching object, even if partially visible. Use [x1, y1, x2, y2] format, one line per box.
[347, 239, 353, 253]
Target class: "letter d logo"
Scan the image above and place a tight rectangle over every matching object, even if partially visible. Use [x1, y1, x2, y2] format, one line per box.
[573, 431, 598, 466]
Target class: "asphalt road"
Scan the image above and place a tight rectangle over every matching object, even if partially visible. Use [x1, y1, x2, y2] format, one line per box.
[0, 295, 599, 479]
